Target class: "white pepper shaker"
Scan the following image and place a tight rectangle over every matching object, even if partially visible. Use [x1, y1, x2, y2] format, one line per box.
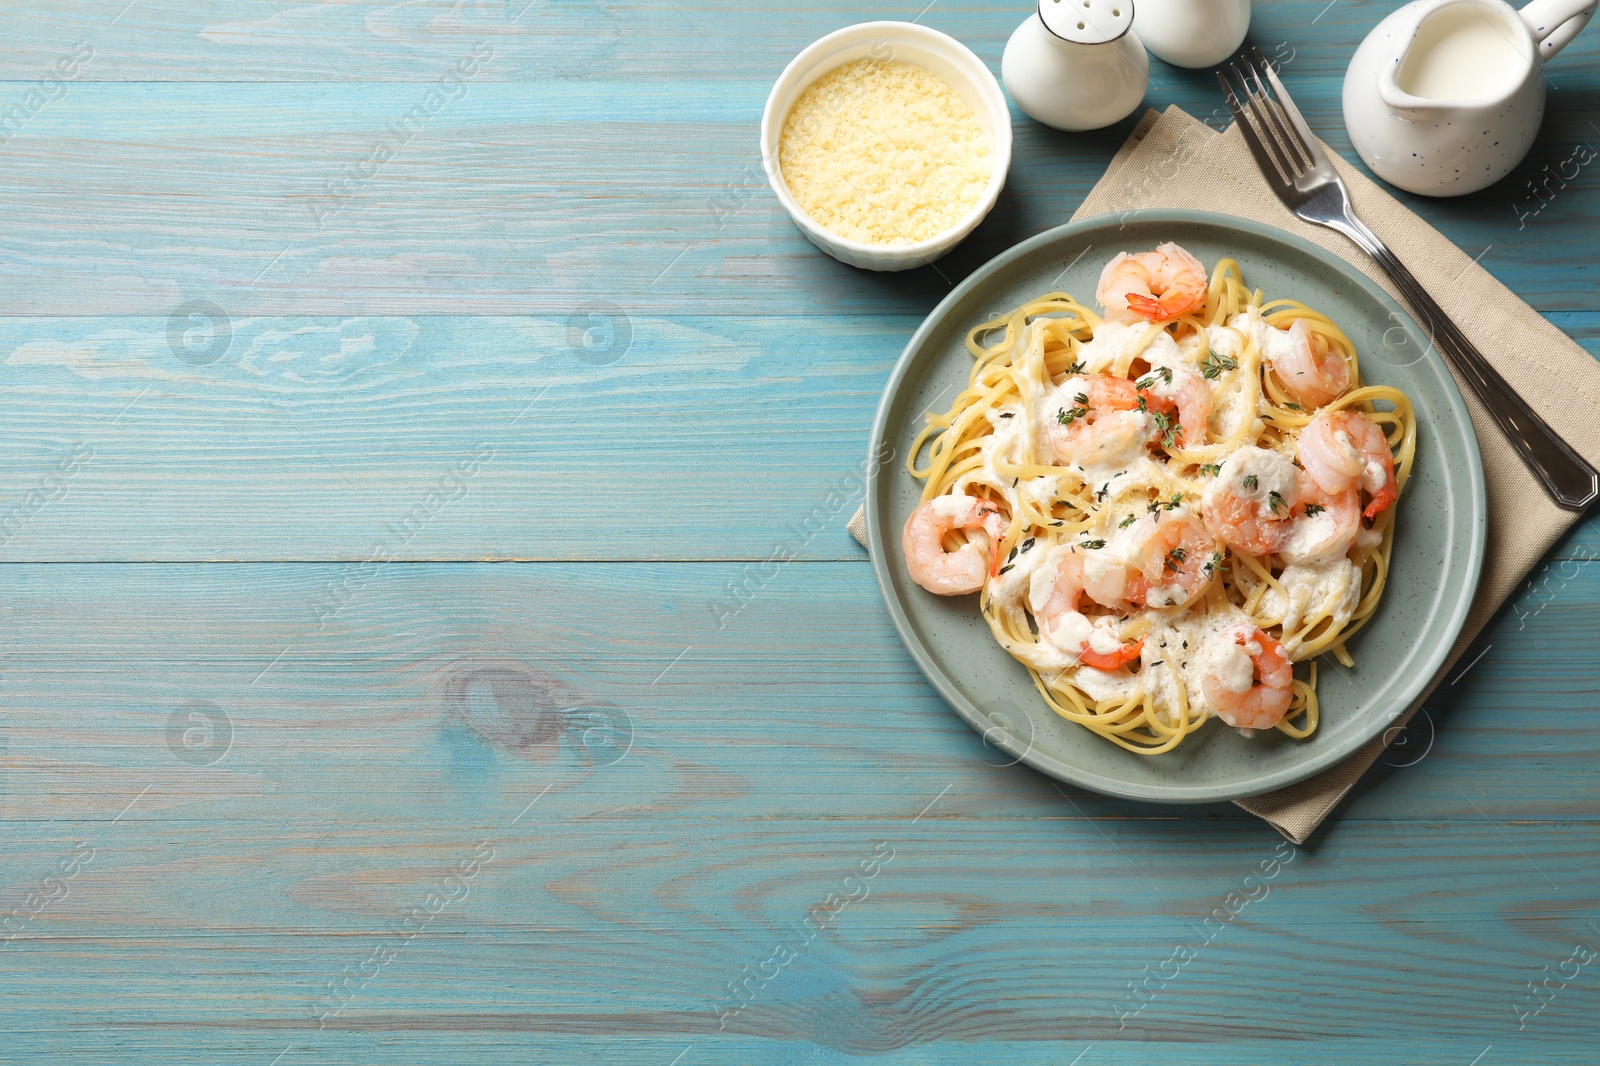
[1132, 0, 1251, 68]
[1001, 0, 1149, 132]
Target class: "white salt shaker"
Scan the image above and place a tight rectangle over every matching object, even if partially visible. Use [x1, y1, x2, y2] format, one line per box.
[1001, 0, 1149, 131]
[1132, 0, 1250, 68]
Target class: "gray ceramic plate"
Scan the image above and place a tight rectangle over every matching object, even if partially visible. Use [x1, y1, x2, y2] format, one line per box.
[866, 210, 1487, 803]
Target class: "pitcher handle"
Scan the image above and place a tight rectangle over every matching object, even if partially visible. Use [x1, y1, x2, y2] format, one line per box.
[1520, 0, 1597, 59]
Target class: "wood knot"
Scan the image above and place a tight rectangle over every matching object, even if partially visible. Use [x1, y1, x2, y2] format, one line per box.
[443, 660, 566, 755]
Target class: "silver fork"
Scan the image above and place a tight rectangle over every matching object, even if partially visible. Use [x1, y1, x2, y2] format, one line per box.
[1219, 47, 1597, 511]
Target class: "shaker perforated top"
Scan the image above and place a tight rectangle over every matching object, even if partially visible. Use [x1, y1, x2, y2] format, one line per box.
[1038, 0, 1135, 45]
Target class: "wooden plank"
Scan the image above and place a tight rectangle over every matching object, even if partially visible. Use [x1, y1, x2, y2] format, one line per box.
[0, 0, 1467, 82]
[0, 560, 1595, 824]
[0, 311, 1594, 563]
[0, 3, 1594, 316]
[0, 314, 904, 561]
[0, 817, 1595, 1061]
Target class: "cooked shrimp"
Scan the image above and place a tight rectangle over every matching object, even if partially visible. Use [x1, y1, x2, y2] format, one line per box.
[1044, 375, 1150, 468]
[1201, 623, 1293, 730]
[1096, 243, 1209, 324]
[1136, 362, 1213, 448]
[1028, 547, 1144, 670]
[1298, 409, 1398, 520]
[1124, 511, 1219, 609]
[1279, 484, 1362, 565]
[1200, 447, 1300, 556]
[1267, 319, 1350, 407]
[903, 494, 1006, 596]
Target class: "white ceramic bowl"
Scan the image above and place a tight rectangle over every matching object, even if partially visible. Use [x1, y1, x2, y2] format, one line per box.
[759, 21, 1013, 272]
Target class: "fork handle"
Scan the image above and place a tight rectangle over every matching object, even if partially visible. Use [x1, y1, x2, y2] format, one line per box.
[1324, 213, 1598, 511]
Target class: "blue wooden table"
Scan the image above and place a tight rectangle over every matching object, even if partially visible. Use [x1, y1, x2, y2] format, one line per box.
[1, 2, 1597, 1063]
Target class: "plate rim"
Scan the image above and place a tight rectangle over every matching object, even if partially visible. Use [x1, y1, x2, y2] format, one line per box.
[865, 208, 1489, 804]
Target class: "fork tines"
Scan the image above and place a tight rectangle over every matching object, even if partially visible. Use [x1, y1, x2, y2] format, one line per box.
[1218, 47, 1324, 185]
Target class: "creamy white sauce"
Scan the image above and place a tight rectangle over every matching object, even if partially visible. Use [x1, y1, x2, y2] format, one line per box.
[1136, 328, 1185, 371]
[1086, 626, 1126, 655]
[993, 542, 1082, 672]
[979, 401, 1037, 487]
[1211, 642, 1255, 693]
[1018, 476, 1058, 513]
[1198, 323, 1255, 441]
[1260, 560, 1361, 653]
[1232, 312, 1301, 373]
[1043, 611, 1094, 659]
[929, 494, 975, 518]
[1025, 546, 1068, 616]
[1068, 661, 1143, 702]
[1362, 457, 1386, 493]
[1145, 581, 1189, 610]
[1074, 320, 1150, 373]
[1139, 360, 1199, 410]
[1206, 323, 1245, 361]
[1140, 608, 1254, 722]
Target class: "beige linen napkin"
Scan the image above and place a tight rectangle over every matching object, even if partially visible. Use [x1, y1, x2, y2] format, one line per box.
[851, 106, 1600, 842]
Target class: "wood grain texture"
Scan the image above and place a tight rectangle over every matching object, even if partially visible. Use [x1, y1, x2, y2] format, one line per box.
[0, 2, 1596, 316]
[0, 561, 1594, 826]
[3, 1, 1600, 1063]
[0, 313, 902, 561]
[0, 312, 1595, 563]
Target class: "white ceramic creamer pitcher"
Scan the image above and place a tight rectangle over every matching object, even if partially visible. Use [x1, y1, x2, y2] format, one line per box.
[1343, 0, 1597, 196]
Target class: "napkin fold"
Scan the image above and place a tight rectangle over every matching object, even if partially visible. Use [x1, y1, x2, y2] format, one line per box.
[852, 106, 1600, 842]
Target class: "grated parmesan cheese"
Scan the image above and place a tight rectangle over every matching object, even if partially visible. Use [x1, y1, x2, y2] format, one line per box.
[778, 59, 991, 246]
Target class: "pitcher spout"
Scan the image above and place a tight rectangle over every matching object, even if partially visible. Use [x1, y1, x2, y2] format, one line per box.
[1344, 0, 1565, 194]
[1378, 0, 1535, 114]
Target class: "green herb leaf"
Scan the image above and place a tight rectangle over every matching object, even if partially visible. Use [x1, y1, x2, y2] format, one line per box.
[1136, 366, 1173, 391]
[1080, 539, 1106, 550]
[1201, 351, 1239, 380]
[1243, 474, 1259, 491]
[1065, 360, 1085, 374]
[1303, 503, 1326, 516]
[1268, 491, 1287, 515]
[1119, 514, 1136, 528]
[1151, 410, 1180, 449]
[1199, 463, 1221, 477]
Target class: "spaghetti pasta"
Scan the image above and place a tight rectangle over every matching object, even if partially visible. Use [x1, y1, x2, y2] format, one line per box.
[902, 243, 1416, 753]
